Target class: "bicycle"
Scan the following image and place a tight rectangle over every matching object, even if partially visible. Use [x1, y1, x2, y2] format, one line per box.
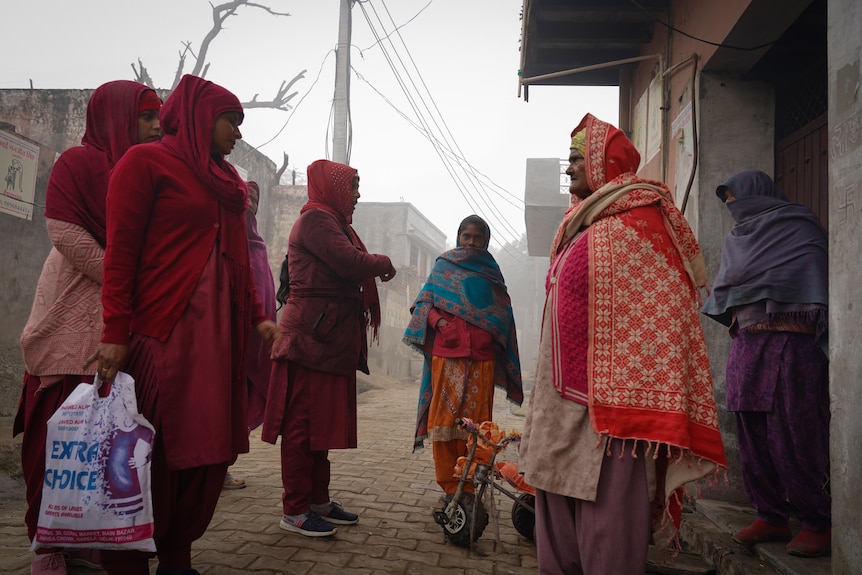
[432, 418, 536, 547]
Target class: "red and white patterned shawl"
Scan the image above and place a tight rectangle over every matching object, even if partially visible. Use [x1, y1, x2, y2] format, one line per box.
[548, 113, 725, 466]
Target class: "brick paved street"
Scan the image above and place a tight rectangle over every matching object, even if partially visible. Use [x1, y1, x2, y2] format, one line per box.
[0, 373, 537, 575]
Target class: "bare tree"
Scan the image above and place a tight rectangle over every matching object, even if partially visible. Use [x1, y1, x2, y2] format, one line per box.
[131, 0, 306, 111]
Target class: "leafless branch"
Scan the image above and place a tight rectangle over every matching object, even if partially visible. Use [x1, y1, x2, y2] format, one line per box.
[170, 43, 198, 90]
[241, 69, 306, 111]
[134, 0, 301, 113]
[192, 1, 291, 79]
[131, 59, 156, 89]
[275, 152, 290, 186]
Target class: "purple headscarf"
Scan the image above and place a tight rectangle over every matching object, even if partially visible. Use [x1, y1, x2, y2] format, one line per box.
[245, 187, 276, 431]
[701, 169, 828, 327]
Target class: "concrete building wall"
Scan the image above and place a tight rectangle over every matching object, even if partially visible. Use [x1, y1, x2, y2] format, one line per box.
[695, 73, 775, 502]
[259, 184, 306, 291]
[827, 0, 862, 568]
[524, 158, 568, 257]
[352, 202, 447, 380]
[0, 126, 57, 416]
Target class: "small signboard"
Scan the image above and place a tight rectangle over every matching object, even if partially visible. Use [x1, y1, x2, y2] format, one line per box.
[0, 129, 40, 220]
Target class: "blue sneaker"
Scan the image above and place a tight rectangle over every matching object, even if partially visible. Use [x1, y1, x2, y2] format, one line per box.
[279, 511, 337, 537]
[313, 500, 359, 525]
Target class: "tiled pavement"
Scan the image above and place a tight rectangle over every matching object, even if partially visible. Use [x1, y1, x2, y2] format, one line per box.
[0, 373, 538, 575]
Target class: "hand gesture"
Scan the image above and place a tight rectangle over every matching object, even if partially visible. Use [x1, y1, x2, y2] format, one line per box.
[380, 263, 397, 282]
[256, 320, 282, 347]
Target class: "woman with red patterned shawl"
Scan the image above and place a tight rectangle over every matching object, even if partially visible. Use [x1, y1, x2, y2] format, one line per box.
[262, 159, 396, 537]
[519, 113, 727, 574]
[16, 80, 160, 575]
[88, 75, 279, 575]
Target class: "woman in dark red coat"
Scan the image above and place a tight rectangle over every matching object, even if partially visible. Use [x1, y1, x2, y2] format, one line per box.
[262, 159, 396, 537]
[89, 75, 279, 575]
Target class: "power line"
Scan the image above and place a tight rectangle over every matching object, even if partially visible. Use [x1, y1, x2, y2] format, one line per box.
[371, 0, 523, 244]
[376, 1, 525, 206]
[351, 68, 522, 210]
[359, 0, 434, 55]
[358, 1, 526, 257]
[234, 49, 335, 164]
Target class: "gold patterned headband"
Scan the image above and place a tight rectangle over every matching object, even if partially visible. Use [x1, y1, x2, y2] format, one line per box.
[570, 129, 586, 154]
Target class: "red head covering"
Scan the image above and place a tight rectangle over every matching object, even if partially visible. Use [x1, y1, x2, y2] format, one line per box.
[44, 80, 152, 246]
[158, 75, 257, 406]
[301, 159, 381, 339]
[138, 89, 162, 113]
[160, 74, 247, 213]
[572, 112, 641, 195]
[303, 159, 357, 224]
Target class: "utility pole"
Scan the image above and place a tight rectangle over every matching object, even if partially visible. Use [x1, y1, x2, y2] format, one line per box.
[332, 0, 352, 164]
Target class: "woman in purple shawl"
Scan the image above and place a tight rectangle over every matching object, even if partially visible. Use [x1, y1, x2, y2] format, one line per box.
[702, 169, 830, 558]
[224, 181, 276, 490]
[244, 182, 276, 431]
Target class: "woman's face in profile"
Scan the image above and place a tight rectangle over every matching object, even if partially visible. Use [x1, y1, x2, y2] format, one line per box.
[210, 112, 242, 156]
[567, 149, 590, 199]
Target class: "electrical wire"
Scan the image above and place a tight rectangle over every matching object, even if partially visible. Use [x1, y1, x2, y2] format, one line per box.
[351, 67, 523, 210]
[373, 0, 524, 244]
[630, 0, 777, 51]
[234, 49, 334, 164]
[358, 1, 527, 256]
[359, 0, 434, 55]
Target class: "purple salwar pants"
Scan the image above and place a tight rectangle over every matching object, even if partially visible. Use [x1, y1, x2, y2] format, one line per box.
[535, 439, 651, 575]
[729, 331, 831, 532]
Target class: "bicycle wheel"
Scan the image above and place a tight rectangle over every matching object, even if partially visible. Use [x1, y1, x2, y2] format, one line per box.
[441, 493, 488, 547]
[511, 493, 535, 540]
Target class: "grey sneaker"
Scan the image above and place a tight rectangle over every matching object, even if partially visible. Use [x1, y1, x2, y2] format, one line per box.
[279, 511, 337, 537]
[314, 501, 359, 525]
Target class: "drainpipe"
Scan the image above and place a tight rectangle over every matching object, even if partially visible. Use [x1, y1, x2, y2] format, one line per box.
[661, 54, 700, 214]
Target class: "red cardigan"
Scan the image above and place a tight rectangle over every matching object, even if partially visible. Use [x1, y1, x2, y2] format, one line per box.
[427, 308, 495, 360]
[102, 143, 265, 344]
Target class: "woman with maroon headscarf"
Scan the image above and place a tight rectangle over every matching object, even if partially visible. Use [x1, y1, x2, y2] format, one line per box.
[262, 159, 396, 537]
[17, 80, 160, 575]
[519, 113, 726, 574]
[88, 75, 279, 575]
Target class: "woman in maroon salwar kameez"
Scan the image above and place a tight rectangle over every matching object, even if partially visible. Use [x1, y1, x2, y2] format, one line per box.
[89, 74, 279, 575]
[17, 80, 160, 575]
[262, 159, 396, 537]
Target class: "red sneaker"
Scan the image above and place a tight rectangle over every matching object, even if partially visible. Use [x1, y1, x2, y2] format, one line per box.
[30, 552, 66, 575]
[732, 520, 792, 545]
[787, 529, 831, 557]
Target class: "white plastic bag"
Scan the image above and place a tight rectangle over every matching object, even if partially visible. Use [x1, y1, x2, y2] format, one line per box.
[33, 371, 156, 552]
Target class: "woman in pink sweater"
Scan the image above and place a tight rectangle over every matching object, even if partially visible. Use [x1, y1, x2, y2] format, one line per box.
[17, 80, 161, 575]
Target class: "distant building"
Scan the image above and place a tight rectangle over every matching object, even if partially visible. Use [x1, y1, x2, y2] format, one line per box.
[352, 202, 447, 381]
[524, 158, 570, 256]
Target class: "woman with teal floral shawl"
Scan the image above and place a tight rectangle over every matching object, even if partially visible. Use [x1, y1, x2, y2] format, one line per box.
[404, 215, 523, 497]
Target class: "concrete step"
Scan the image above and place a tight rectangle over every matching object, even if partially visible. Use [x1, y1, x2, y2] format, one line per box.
[647, 545, 716, 574]
[690, 500, 831, 575]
